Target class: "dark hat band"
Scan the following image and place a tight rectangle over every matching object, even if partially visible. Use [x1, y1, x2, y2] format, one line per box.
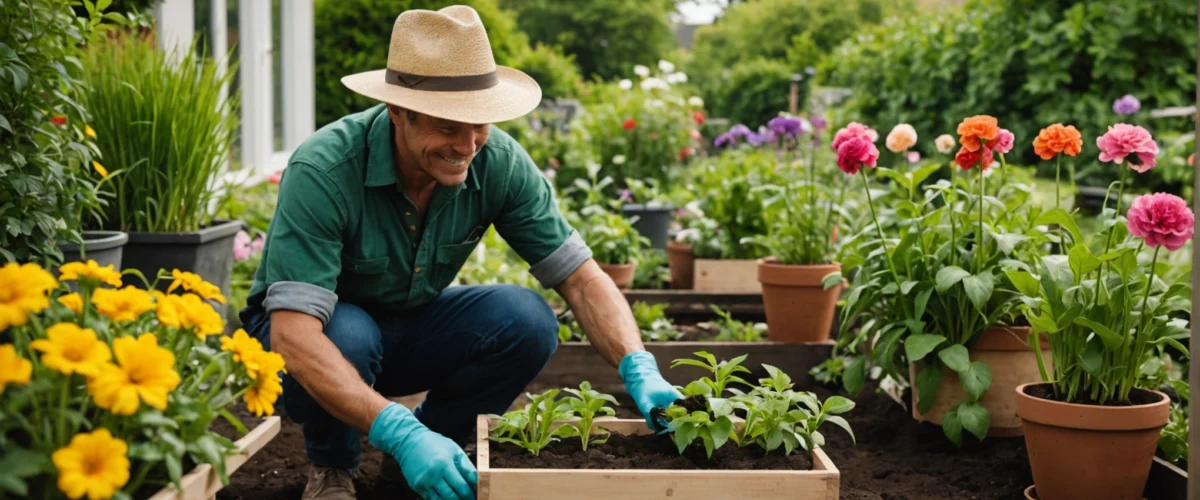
[385, 68, 499, 91]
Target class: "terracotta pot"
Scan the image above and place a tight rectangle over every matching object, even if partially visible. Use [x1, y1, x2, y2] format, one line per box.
[598, 262, 636, 289]
[909, 326, 1049, 437]
[756, 258, 841, 343]
[1016, 382, 1169, 500]
[666, 241, 694, 289]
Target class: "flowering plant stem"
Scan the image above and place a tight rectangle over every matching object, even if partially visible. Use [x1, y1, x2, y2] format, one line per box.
[860, 170, 908, 318]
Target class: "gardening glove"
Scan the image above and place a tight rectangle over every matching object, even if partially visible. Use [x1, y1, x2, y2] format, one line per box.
[619, 350, 683, 432]
[368, 402, 476, 500]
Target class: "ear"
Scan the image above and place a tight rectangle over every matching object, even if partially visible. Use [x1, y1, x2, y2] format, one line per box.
[387, 104, 404, 126]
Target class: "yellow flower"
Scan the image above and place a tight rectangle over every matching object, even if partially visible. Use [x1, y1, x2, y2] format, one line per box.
[30, 323, 110, 377]
[220, 329, 265, 372]
[92, 161, 108, 178]
[92, 286, 154, 322]
[88, 334, 180, 415]
[85, 125, 96, 138]
[156, 293, 223, 338]
[0, 262, 58, 331]
[58, 293, 83, 314]
[52, 428, 130, 500]
[0, 344, 33, 394]
[167, 270, 226, 304]
[244, 349, 286, 417]
[58, 260, 121, 287]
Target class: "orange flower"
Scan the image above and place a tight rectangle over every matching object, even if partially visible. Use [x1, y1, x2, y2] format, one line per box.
[1033, 123, 1082, 160]
[956, 115, 999, 151]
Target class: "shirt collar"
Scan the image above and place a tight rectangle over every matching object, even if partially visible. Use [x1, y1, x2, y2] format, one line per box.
[363, 105, 481, 192]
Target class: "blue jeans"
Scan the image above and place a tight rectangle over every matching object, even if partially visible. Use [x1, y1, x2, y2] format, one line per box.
[242, 284, 559, 471]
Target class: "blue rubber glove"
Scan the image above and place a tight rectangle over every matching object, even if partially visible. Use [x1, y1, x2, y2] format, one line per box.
[368, 402, 476, 500]
[619, 350, 684, 432]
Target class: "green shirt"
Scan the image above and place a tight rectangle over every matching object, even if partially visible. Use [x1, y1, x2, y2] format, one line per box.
[243, 104, 589, 324]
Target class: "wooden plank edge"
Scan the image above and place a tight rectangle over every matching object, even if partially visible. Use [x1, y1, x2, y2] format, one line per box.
[147, 416, 281, 500]
[477, 414, 491, 500]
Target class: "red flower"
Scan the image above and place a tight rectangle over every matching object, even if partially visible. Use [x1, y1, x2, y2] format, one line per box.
[679, 147, 695, 161]
[692, 111, 706, 125]
[1127, 193, 1194, 251]
[622, 119, 637, 130]
[955, 146, 995, 171]
[836, 136, 879, 175]
[50, 115, 67, 126]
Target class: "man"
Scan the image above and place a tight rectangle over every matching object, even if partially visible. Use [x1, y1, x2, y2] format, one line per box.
[238, 5, 681, 500]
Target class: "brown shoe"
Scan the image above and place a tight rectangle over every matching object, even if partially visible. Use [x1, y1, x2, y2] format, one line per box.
[301, 465, 357, 500]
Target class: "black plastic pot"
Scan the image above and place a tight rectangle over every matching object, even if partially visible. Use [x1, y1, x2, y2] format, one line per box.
[622, 203, 674, 250]
[120, 219, 242, 300]
[58, 230, 129, 272]
[1074, 186, 1110, 216]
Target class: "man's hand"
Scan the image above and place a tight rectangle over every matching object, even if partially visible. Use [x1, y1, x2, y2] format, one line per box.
[619, 351, 683, 431]
[368, 403, 476, 500]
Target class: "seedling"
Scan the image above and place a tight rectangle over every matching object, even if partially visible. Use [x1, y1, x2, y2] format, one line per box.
[556, 381, 620, 450]
[488, 389, 575, 455]
[662, 398, 736, 458]
[670, 351, 752, 397]
[632, 301, 682, 342]
[708, 305, 766, 342]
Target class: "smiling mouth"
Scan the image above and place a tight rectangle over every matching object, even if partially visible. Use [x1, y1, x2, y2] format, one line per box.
[438, 153, 467, 167]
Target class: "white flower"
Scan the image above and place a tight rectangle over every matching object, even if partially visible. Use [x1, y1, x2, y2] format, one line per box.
[619, 79, 633, 90]
[612, 155, 627, 165]
[688, 96, 704, 107]
[647, 99, 664, 108]
[542, 168, 556, 180]
[658, 60, 675, 73]
[934, 134, 956, 154]
[633, 65, 650, 78]
[666, 72, 688, 84]
[640, 77, 669, 91]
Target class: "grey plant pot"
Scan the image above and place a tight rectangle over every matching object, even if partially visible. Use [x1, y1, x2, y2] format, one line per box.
[622, 203, 675, 250]
[57, 230, 129, 283]
[120, 219, 243, 304]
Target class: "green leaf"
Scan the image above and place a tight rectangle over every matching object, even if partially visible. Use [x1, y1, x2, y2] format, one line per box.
[961, 361, 992, 402]
[938, 345, 971, 373]
[1150, 337, 1190, 358]
[710, 398, 734, 418]
[137, 410, 179, 430]
[822, 396, 855, 415]
[1034, 208, 1083, 245]
[165, 453, 183, 487]
[0, 475, 26, 496]
[957, 402, 991, 441]
[910, 163, 943, 186]
[936, 266, 971, 293]
[1073, 317, 1123, 351]
[0, 115, 10, 134]
[1081, 338, 1102, 376]
[825, 415, 856, 444]
[711, 416, 733, 449]
[992, 232, 1030, 255]
[905, 334, 946, 362]
[98, 0, 113, 10]
[0, 448, 47, 477]
[962, 273, 995, 310]
[915, 362, 944, 414]
[942, 407, 963, 446]
[822, 271, 844, 290]
[843, 356, 867, 394]
[1068, 244, 1102, 283]
[1029, 310, 1059, 334]
[914, 286, 933, 319]
[1005, 270, 1042, 298]
[900, 280, 919, 295]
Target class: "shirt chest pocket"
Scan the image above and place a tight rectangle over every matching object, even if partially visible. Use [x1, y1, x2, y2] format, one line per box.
[341, 255, 391, 292]
[432, 241, 479, 290]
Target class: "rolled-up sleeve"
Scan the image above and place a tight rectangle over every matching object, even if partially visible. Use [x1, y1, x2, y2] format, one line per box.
[259, 162, 345, 324]
[493, 147, 591, 288]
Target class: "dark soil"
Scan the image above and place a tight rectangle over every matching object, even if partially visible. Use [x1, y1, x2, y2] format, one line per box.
[1023, 383, 1164, 407]
[490, 432, 814, 470]
[217, 384, 1033, 500]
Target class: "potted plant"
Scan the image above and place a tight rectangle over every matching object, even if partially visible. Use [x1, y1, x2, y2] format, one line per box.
[742, 115, 843, 343]
[618, 178, 675, 250]
[666, 201, 705, 289]
[578, 209, 649, 289]
[687, 148, 778, 293]
[0, 259, 283, 499]
[78, 34, 240, 299]
[1008, 123, 1190, 499]
[831, 117, 1049, 442]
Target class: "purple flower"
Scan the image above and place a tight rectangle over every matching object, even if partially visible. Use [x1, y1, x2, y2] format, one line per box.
[747, 127, 776, 146]
[767, 116, 804, 137]
[1113, 94, 1140, 115]
[811, 116, 827, 131]
[728, 124, 753, 139]
[714, 133, 734, 148]
[618, 189, 633, 203]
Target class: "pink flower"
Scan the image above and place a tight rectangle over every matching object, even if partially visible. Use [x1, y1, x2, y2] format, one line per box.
[986, 128, 1015, 154]
[268, 170, 283, 185]
[233, 231, 253, 261]
[836, 136, 879, 175]
[1097, 124, 1159, 173]
[1127, 193, 1194, 251]
[906, 151, 921, 164]
[831, 122, 877, 151]
[250, 235, 265, 254]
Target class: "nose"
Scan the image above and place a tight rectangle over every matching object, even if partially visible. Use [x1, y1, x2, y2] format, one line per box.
[450, 130, 477, 158]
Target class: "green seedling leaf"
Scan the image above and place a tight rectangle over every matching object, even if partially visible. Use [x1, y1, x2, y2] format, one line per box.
[1034, 208, 1083, 244]
[905, 334, 946, 362]
[961, 361, 992, 402]
[822, 271, 844, 290]
[936, 266, 971, 293]
[1068, 244, 1102, 284]
[711, 416, 733, 449]
[1081, 338, 1102, 376]
[1005, 269, 1042, 297]
[963, 273, 994, 310]
[938, 345, 970, 373]
[1073, 317, 1123, 351]
[825, 415, 856, 444]
[957, 402, 990, 441]
[822, 396, 855, 415]
[915, 362, 944, 414]
[901, 280, 920, 295]
[843, 357, 867, 395]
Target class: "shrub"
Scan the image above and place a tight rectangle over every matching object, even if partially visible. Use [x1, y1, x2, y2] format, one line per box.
[0, 0, 111, 265]
[510, 42, 582, 100]
[708, 59, 805, 133]
[313, 0, 529, 127]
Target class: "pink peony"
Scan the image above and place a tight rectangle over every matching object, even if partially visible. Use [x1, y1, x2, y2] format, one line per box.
[1097, 124, 1159, 173]
[233, 231, 253, 261]
[986, 128, 1015, 154]
[836, 136, 879, 175]
[1126, 193, 1194, 251]
[831, 122, 877, 151]
[250, 235, 265, 254]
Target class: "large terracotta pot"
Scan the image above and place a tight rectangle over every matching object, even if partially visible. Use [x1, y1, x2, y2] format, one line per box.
[756, 258, 841, 343]
[666, 241, 694, 289]
[1016, 382, 1169, 500]
[598, 262, 636, 289]
[910, 326, 1049, 437]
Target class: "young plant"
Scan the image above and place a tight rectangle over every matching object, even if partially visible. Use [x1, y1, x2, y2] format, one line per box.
[707, 305, 766, 342]
[731, 365, 856, 455]
[488, 389, 575, 455]
[556, 382, 620, 451]
[670, 351, 752, 397]
[632, 301, 682, 342]
[661, 398, 736, 458]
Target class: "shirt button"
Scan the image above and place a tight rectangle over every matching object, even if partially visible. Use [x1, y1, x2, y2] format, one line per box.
[405, 211, 412, 216]
[409, 224, 416, 231]
[414, 266, 422, 273]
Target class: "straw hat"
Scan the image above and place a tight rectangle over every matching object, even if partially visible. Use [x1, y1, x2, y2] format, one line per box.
[341, 5, 542, 124]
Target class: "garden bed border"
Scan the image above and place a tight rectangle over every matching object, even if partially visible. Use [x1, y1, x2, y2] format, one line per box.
[147, 416, 281, 500]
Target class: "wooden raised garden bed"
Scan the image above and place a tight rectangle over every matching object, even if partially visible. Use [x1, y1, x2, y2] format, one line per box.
[476, 416, 840, 500]
[622, 288, 764, 322]
[148, 416, 281, 500]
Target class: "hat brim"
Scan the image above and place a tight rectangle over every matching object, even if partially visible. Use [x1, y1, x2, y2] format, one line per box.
[341, 66, 542, 124]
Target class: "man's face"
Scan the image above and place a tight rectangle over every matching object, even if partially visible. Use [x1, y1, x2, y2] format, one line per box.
[391, 106, 490, 186]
